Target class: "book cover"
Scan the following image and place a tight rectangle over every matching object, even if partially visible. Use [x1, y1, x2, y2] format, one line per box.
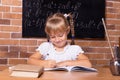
[10, 64, 44, 78]
[44, 66, 97, 72]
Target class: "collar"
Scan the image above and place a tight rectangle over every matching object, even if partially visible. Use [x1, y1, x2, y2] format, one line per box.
[50, 42, 70, 52]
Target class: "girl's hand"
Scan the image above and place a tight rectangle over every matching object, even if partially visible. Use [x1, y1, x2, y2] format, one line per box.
[44, 60, 56, 68]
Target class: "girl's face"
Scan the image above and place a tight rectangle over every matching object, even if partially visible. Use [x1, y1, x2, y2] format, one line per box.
[49, 31, 68, 48]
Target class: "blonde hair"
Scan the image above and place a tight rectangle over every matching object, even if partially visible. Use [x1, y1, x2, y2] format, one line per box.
[45, 13, 70, 35]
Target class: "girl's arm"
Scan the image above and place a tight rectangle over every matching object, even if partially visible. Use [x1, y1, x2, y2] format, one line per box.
[27, 51, 56, 68]
[56, 54, 92, 68]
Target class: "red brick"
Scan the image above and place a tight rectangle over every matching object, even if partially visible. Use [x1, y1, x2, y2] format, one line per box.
[109, 36, 120, 41]
[28, 46, 37, 52]
[11, 33, 22, 38]
[0, 25, 21, 32]
[0, 52, 18, 58]
[9, 46, 20, 52]
[0, 32, 10, 38]
[106, 19, 120, 25]
[3, 13, 22, 19]
[2, 0, 22, 6]
[105, 53, 113, 59]
[86, 53, 105, 59]
[118, 9, 120, 14]
[83, 47, 111, 53]
[107, 24, 115, 30]
[0, 46, 8, 51]
[37, 39, 48, 45]
[108, 30, 120, 36]
[11, 19, 22, 26]
[76, 41, 109, 47]
[115, 25, 120, 30]
[0, 59, 7, 64]
[19, 46, 27, 52]
[106, 8, 117, 13]
[0, 39, 19, 45]
[113, 2, 120, 8]
[20, 40, 37, 45]
[8, 59, 27, 65]
[117, 14, 120, 19]
[106, 1, 113, 7]
[20, 52, 32, 58]
[90, 59, 110, 66]
[12, 7, 22, 12]
[0, 19, 10, 25]
[0, 13, 2, 18]
[106, 13, 117, 18]
[0, 6, 10, 12]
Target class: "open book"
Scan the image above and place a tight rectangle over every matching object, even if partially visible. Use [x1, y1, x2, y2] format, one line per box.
[10, 64, 44, 78]
[44, 66, 97, 72]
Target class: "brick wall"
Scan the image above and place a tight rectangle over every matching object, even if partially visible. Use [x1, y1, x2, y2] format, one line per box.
[0, 0, 120, 69]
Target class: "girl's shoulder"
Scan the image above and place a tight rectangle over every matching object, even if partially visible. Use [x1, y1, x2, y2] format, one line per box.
[36, 42, 52, 53]
[68, 45, 84, 53]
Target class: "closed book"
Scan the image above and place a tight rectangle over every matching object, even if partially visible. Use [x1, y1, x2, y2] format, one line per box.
[10, 64, 44, 78]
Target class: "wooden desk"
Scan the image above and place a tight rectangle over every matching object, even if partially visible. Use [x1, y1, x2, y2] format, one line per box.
[0, 67, 120, 80]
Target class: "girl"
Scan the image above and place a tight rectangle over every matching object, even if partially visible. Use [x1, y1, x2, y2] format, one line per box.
[27, 13, 92, 68]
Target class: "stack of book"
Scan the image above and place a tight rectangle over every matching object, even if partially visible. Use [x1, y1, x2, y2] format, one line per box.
[10, 64, 44, 78]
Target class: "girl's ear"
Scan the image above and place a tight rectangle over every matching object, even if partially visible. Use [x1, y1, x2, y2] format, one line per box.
[66, 27, 70, 35]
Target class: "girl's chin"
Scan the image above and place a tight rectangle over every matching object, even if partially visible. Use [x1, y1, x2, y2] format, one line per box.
[54, 44, 64, 48]
[53, 42, 67, 48]
[55, 45, 62, 47]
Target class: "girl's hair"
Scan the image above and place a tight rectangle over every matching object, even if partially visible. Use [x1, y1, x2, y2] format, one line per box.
[45, 13, 69, 35]
[45, 13, 75, 45]
[69, 13, 75, 45]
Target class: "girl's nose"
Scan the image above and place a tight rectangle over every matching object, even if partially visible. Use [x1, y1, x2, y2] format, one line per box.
[55, 37, 60, 42]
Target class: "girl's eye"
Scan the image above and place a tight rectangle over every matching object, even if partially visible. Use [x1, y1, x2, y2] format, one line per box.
[49, 36, 55, 39]
[49, 33, 64, 38]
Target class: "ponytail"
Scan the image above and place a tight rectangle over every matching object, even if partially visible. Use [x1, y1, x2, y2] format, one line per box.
[67, 13, 75, 45]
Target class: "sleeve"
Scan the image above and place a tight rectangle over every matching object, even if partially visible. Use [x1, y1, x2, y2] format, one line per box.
[36, 42, 50, 55]
[77, 46, 84, 54]
[71, 45, 84, 60]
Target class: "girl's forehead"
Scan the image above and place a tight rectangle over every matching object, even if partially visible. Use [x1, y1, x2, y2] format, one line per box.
[50, 28, 65, 33]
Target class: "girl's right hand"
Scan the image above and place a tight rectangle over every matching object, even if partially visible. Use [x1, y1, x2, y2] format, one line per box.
[44, 60, 56, 68]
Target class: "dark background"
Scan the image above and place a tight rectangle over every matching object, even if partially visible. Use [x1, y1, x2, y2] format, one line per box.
[22, 0, 105, 39]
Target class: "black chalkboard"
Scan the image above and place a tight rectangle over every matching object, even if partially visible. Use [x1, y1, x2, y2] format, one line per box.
[22, 0, 105, 39]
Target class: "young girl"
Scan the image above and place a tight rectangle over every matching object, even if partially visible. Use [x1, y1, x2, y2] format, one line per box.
[27, 13, 92, 68]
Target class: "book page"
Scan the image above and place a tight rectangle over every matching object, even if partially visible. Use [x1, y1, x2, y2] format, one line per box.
[71, 66, 97, 72]
[44, 66, 77, 72]
[44, 66, 97, 72]
[44, 67, 68, 71]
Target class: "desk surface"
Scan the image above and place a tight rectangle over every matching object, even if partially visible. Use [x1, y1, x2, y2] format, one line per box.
[0, 67, 120, 80]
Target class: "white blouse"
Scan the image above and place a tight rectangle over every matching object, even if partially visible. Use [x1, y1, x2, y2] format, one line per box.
[36, 42, 84, 63]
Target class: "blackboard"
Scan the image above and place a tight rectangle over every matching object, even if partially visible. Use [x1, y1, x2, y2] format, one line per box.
[22, 0, 105, 39]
